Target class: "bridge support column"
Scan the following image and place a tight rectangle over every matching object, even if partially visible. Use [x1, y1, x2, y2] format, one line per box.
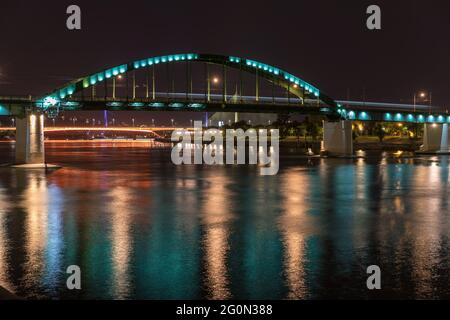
[438, 123, 450, 154]
[419, 123, 450, 154]
[15, 112, 45, 165]
[321, 120, 353, 157]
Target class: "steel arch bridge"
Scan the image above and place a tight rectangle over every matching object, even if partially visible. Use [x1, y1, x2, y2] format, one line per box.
[1, 52, 450, 124]
[35, 53, 340, 117]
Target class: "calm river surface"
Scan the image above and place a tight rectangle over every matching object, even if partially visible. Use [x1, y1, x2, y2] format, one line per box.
[1, 141, 450, 299]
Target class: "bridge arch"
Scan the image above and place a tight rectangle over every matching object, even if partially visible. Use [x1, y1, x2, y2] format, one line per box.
[40, 53, 339, 111]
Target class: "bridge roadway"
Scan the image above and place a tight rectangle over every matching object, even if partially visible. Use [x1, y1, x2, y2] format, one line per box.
[1, 94, 444, 124]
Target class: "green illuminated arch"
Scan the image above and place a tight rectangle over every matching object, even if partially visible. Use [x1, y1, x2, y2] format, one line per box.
[40, 53, 338, 109]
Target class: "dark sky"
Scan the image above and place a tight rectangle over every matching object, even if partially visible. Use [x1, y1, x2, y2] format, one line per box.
[1, 0, 450, 108]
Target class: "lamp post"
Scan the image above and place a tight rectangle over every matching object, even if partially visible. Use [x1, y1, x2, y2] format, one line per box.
[113, 74, 123, 100]
[429, 92, 433, 115]
[413, 91, 427, 113]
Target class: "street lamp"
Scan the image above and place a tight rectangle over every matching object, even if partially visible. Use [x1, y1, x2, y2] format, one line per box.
[132, 118, 135, 127]
[171, 119, 174, 126]
[413, 91, 427, 112]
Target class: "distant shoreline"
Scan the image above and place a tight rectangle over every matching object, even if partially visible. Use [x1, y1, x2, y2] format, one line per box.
[0, 138, 423, 152]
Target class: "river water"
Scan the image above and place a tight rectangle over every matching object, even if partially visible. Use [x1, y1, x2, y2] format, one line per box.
[0, 141, 450, 299]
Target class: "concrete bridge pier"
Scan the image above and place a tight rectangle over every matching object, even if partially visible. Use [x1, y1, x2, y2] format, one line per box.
[321, 120, 353, 157]
[420, 123, 450, 154]
[438, 123, 450, 154]
[14, 112, 46, 166]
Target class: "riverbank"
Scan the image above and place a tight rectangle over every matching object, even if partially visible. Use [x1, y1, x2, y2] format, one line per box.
[279, 136, 422, 153]
[354, 136, 421, 151]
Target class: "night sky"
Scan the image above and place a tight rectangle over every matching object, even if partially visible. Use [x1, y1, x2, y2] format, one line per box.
[1, 0, 450, 114]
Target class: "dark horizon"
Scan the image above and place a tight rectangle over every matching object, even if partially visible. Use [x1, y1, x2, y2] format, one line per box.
[1, 0, 450, 107]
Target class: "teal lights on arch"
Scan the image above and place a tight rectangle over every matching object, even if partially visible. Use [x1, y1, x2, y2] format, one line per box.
[133, 53, 199, 70]
[43, 62, 129, 104]
[43, 53, 330, 107]
[228, 56, 241, 64]
[228, 56, 320, 97]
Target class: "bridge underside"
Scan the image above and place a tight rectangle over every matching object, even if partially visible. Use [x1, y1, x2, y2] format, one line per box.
[2, 99, 450, 127]
[0, 99, 339, 118]
[57, 100, 338, 115]
[3, 95, 450, 126]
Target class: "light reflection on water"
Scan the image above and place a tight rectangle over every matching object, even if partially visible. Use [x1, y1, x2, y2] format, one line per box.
[202, 175, 233, 300]
[279, 169, 311, 299]
[0, 142, 450, 299]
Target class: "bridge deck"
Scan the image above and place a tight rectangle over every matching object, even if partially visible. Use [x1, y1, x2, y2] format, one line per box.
[1, 95, 448, 124]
